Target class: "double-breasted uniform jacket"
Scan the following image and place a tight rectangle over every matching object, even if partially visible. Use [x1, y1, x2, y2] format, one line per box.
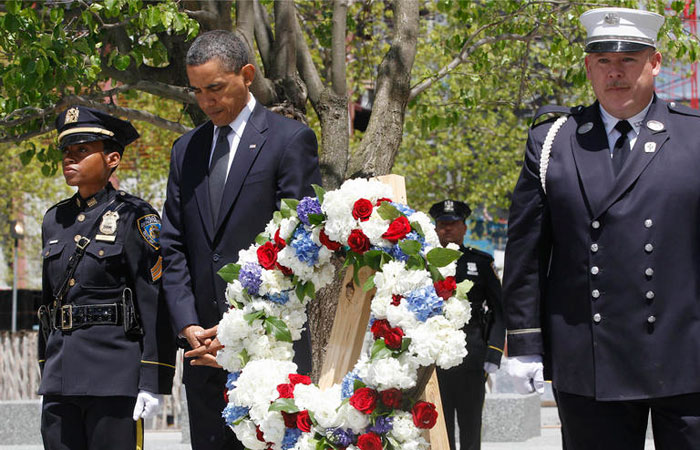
[503, 95, 700, 400]
[39, 183, 176, 396]
[160, 102, 322, 383]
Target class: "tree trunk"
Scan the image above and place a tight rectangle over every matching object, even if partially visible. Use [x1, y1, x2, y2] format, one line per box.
[317, 89, 349, 191]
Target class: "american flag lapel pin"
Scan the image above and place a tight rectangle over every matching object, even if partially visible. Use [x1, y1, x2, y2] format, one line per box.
[249, 144, 256, 151]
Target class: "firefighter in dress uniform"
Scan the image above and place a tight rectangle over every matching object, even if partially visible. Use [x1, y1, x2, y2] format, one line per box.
[429, 200, 505, 450]
[38, 106, 176, 449]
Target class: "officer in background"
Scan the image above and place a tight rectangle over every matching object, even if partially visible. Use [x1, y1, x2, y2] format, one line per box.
[503, 7, 700, 449]
[429, 200, 505, 450]
[38, 106, 176, 449]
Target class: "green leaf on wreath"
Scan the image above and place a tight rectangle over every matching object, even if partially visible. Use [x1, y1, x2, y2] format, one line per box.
[273, 211, 283, 222]
[307, 213, 326, 225]
[312, 184, 326, 204]
[456, 279, 474, 300]
[377, 202, 402, 221]
[264, 316, 293, 342]
[363, 274, 375, 292]
[426, 247, 462, 267]
[406, 255, 425, 270]
[238, 349, 249, 366]
[282, 198, 300, 212]
[411, 221, 425, 237]
[217, 263, 241, 283]
[255, 233, 268, 245]
[400, 337, 412, 352]
[268, 397, 299, 413]
[304, 281, 316, 299]
[363, 250, 383, 270]
[428, 263, 444, 282]
[353, 379, 367, 391]
[244, 310, 265, 324]
[370, 340, 392, 360]
[296, 281, 306, 302]
[399, 239, 421, 256]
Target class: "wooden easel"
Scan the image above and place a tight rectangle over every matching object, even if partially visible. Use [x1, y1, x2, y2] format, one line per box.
[318, 174, 449, 449]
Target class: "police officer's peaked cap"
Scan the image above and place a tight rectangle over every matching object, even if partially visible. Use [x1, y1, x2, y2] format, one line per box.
[580, 7, 664, 53]
[55, 106, 139, 153]
[429, 200, 471, 222]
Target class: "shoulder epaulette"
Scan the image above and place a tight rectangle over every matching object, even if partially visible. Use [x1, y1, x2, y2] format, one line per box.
[117, 190, 159, 214]
[466, 246, 494, 262]
[532, 105, 583, 128]
[667, 101, 700, 118]
[46, 198, 71, 214]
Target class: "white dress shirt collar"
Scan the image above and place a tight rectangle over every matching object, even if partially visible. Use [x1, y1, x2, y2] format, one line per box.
[599, 97, 653, 138]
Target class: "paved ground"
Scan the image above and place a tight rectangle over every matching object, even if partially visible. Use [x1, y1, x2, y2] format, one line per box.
[0, 407, 656, 450]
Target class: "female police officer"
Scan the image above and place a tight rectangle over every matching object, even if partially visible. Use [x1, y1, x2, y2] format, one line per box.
[38, 106, 176, 449]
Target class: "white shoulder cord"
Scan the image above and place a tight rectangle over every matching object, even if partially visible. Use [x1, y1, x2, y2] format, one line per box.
[539, 116, 568, 194]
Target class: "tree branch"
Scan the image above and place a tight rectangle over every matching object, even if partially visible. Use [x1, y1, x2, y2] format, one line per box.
[330, 0, 348, 96]
[294, 11, 324, 106]
[273, 0, 296, 79]
[236, 0, 276, 105]
[253, 0, 274, 73]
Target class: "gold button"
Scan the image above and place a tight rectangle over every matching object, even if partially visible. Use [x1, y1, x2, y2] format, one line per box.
[77, 214, 85, 222]
[45, 251, 49, 256]
[98, 250, 104, 256]
[69, 278, 75, 287]
[74, 234, 81, 242]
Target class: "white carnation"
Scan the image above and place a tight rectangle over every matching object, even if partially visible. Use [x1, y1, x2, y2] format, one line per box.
[233, 421, 267, 449]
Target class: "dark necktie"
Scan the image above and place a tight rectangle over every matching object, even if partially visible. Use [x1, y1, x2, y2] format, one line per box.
[612, 120, 632, 176]
[208, 125, 232, 223]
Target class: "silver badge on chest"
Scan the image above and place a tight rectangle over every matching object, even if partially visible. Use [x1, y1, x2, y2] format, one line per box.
[467, 262, 479, 275]
[99, 211, 120, 235]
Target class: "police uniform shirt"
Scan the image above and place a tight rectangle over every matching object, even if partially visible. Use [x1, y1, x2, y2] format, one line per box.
[39, 183, 175, 396]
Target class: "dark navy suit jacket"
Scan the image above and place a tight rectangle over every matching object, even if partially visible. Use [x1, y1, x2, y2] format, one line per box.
[504, 96, 700, 400]
[161, 103, 321, 384]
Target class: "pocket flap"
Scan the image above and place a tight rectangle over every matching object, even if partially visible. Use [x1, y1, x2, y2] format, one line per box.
[42, 242, 65, 259]
[86, 242, 124, 259]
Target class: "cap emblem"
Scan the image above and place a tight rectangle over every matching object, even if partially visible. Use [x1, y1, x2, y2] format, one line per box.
[604, 12, 620, 25]
[444, 200, 454, 213]
[65, 107, 80, 124]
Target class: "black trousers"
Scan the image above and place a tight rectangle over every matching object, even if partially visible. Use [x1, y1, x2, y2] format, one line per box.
[437, 368, 487, 450]
[185, 367, 244, 450]
[556, 389, 700, 450]
[41, 395, 142, 450]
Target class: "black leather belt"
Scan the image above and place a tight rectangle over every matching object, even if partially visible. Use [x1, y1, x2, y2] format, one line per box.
[51, 303, 122, 331]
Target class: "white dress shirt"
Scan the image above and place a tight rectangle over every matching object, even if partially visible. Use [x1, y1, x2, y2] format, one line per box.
[208, 94, 257, 182]
[599, 98, 653, 157]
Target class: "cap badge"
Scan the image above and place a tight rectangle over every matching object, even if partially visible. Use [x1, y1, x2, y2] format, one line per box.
[604, 12, 620, 25]
[644, 142, 656, 153]
[444, 200, 454, 213]
[577, 122, 594, 134]
[65, 107, 80, 124]
[99, 210, 120, 235]
[646, 120, 664, 132]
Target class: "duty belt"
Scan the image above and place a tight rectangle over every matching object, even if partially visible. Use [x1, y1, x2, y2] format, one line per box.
[54, 302, 122, 331]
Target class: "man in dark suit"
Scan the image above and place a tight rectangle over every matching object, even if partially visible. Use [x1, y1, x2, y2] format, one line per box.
[160, 30, 321, 449]
[429, 200, 504, 450]
[503, 7, 700, 450]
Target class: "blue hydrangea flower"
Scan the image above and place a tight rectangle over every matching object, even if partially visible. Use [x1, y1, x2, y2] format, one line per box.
[405, 231, 426, 250]
[290, 227, 320, 266]
[296, 197, 323, 226]
[282, 428, 303, 449]
[327, 428, 356, 447]
[267, 290, 290, 305]
[405, 285, 444, 322]
[391, 202, 415, 217]
[367, 416, 394, 434]
[222, 404, 250, 426]
[225, 371, 241, 389]
[239, 262, 262, 296]
[386, 244, 409, 262]
[341, 370, 362, 399]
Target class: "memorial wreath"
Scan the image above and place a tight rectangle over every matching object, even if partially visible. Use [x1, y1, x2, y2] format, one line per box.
[215, 178, 472, 450]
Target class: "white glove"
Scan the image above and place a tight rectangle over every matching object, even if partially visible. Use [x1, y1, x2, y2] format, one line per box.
[132, 390, 162, 421]
[504, 355, 545, 395]
[484, 362, 499, 374]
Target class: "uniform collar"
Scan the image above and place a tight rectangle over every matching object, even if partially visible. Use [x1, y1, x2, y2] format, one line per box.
[599, 96, 653, 137]
[75, 182, 115, 209]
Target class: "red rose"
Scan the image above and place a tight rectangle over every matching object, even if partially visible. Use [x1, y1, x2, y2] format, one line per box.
[282, 411, 298, 428]
[276, 383, 294, 399]
[349, 387, 378, 414]
[411, 401, 438, 429]
[256, 425, 265, 442]
[274, 228, 286, 249]
[391, 294, 403, 306]
[380, 388, 403, 409]
[357, 432, 382, 450]
[276, 262, 293, 276]
[375, 197, 392, 206]
[352, 198, 374, 221]
[348, 229, 371, 254]
[382, 216, 411, 242]
[296, 410, 313, 432]
[434, 276, 457, 300]
[319, 229, 342, 251]
[383, 326, 404, 350]
[289, 374, 312, 386]
[370, 319, 391, 339]
[257, 241, 279, 269]
[223, 388, 229, 403]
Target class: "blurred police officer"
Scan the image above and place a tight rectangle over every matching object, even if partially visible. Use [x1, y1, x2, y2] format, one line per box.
[503, 7, 700, 449]
[429, 200, 505, 450]
[38, 106, 176, 449]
